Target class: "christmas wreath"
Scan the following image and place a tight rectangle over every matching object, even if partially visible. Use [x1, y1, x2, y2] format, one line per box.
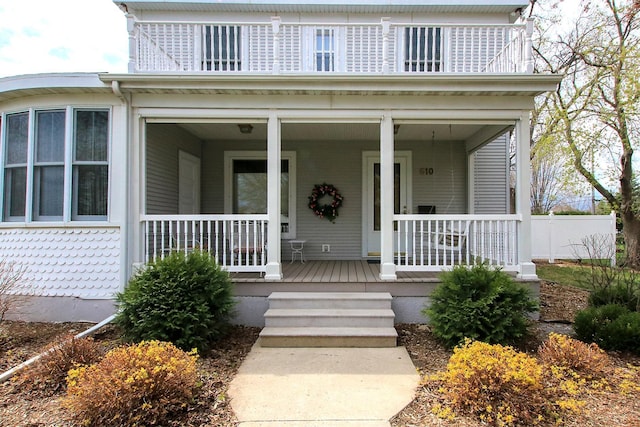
[308, 183, 343, 223]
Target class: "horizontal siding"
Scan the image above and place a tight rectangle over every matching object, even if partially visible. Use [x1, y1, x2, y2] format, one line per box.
[473, 133, 508, 214]
[196, 130, 467, 261]
[403, 139, 467, 215]
[146, 124, 202, 214]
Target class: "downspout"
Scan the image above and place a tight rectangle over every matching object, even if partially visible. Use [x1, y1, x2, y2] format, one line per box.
[0, 314, 116, 382]
[111, 80, 133, 291]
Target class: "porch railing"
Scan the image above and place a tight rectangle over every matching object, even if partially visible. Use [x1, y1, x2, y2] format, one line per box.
[131, 19, 532, 74]
[394, 214, 520, 271]
[141, 214, 268, 273]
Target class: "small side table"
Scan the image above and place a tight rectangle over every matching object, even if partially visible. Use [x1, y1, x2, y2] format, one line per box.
[288, 240, 306, 263]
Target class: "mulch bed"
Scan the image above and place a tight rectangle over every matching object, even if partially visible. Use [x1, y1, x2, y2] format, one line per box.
[1, 281, 639, 426]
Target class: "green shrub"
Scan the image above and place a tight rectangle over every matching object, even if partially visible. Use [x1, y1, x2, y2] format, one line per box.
[115, 250, 235, 352]
[589, 285, 640, 311]
[64, 340, 198, 427]
[424, 264, 538, 348]
[574, 304, 640, 354]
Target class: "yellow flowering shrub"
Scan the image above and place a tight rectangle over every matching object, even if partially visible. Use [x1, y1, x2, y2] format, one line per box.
[436, 340, 546, 426]
[431, 335, 639, 426]
[64, 340, 199, 427]
[538, 333, 611, 379]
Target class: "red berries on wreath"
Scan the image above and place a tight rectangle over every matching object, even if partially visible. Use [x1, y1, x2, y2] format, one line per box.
[308, 183, 343, 223]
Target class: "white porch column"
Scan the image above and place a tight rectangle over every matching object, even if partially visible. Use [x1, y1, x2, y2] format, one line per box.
[379, 114, 397, 280]
[516, 113, 537, 279]
[265, 112, 283, 280]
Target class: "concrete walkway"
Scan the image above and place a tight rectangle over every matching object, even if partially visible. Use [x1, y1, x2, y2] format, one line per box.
[228, 345, 420, 426]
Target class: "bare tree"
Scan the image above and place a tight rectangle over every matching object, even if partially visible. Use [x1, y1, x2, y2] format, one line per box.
[530, 0, 640, 268]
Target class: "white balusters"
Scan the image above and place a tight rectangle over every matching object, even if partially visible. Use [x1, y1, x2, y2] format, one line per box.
[141, 215, 268, 273]
[394, 215, 520, 271]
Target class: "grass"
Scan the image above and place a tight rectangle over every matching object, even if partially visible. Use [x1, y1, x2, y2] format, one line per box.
[535, 262, 591, 289]
[536, 260, 640, 291]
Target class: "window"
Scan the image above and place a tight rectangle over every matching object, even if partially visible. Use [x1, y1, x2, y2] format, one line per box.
[404, 27, 443, 72]
[203, 25, 241, 71]
[4, 112, 28, 220]
[225, 152, 296, 239]
[73, 110, 109, 219]
[1, 108, 110, 222]
[33, 110, 65, 220]
[316, 28, 335, 71]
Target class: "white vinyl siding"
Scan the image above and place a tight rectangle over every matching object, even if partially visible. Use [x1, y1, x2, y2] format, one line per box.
[145, 124, 202, 214]
[196, 135, 466, 261]
[472, 134, 509, 214]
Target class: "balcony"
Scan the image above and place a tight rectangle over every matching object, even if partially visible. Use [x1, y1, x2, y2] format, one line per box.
[130, 18, 533, 75]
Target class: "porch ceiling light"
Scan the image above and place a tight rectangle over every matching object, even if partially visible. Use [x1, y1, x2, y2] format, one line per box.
[394, 124, 400, 135]
[238, 124, 253, 134]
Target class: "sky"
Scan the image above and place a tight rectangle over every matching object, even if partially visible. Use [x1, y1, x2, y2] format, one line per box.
[0, 0, 128, 78]
[0, 0, 586, 79]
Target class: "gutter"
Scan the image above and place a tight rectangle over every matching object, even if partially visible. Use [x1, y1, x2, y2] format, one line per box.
[0, 314, 116, 383]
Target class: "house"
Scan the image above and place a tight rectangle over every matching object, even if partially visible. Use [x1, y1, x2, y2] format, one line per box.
[0, 0, 560, 324]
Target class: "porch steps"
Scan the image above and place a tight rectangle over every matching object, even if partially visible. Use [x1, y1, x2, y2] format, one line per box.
[259, 292, 397, 348]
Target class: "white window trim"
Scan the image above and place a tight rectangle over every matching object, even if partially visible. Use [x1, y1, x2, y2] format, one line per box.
[303, 26, 346, 72]
[32, 109, 66, 222]
[71, 109, 110, 221]
[224, 150, 296, 239]
[0, 107, 111, 223]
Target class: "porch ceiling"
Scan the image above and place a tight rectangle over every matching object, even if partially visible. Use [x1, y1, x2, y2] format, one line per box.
[178, 122, 486, 142]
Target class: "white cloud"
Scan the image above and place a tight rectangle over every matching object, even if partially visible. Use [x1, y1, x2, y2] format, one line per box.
[0, 0, 128, 78]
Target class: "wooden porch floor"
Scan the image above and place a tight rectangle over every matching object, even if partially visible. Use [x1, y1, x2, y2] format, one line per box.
[230, 260, 441, 283]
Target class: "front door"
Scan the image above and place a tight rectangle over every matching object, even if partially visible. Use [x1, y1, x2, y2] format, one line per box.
[362, 152, 410, 257]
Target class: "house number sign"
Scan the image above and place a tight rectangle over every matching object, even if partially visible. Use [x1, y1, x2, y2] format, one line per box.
[419, 168, 435, 175]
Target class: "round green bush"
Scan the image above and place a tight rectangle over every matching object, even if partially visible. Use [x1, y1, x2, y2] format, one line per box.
[588, 286, 639, 312]
[115, 250, 236, 352]
[574, 304, 640, 354]
[423, 264, 538, 348]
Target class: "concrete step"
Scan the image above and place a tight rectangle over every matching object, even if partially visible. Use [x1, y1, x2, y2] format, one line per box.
[264, 308, 395, 328]
[267, 292, 392, 310]
[259, 327, 398, 348]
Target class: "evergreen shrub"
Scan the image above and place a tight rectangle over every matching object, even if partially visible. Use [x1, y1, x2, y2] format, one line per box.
[115, 250, 235, 352]
[423, 264, 538, 348]
[574, 304, 640, 354]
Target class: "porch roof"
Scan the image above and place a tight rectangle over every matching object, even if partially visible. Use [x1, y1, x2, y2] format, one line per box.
[0, 73, 112, 103]
[99, 73, 562, 97]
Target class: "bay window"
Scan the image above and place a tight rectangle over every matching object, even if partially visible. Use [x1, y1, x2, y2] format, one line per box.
[1, 108, 110, 222]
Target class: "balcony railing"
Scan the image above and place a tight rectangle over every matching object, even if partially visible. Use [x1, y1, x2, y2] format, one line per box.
[141, 214, 268, 273]
[130, 18, 533, 74]
[394, 214, 520, 271]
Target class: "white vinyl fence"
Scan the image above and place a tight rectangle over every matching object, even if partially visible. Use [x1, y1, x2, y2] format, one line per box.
[531, 212, 617, 265]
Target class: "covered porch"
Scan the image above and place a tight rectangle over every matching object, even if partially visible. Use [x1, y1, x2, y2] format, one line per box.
[139, 116, 530, 280]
